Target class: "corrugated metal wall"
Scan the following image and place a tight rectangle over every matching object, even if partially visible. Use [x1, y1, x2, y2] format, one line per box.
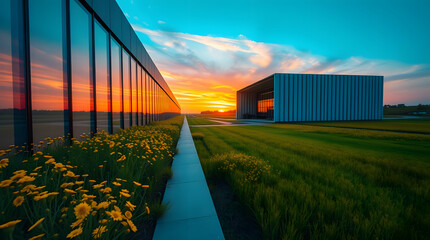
[236, 91, 258, 119]
[273, 73, 383, 122]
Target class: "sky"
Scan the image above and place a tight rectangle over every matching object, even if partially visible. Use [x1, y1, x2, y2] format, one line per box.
[116, 0, 430, 113]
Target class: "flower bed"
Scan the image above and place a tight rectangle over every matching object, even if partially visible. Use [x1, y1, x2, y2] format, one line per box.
[0, 116, 183, 239]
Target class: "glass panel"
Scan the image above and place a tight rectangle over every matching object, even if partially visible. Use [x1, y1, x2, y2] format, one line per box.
[144, 71, 147, 124]
[0, 0, 14, 149]
[131, 58, 136, 125]
[29, 0, 64, 146]
[111, 38, 121, 133]
[122, 50, 130, 128]
[71, 0, 92, 138]
[138, 66, 142, 125]
[94, 20, 109, 133]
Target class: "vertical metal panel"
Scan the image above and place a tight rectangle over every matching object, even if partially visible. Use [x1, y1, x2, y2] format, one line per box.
[322, 75, 325, 121]
[339, 76, 342, 120]
[364, 76, 368, 120]
[293, 74, 297, 121]
[298, 74, 301, 121]
[312, 75, 316, 121]
[289, 74, 293, 122]
[347, 75, 351, 120]
[307, 75, 311, 121]
[302, 74, 306, 121]
[316, 75, 320, 121]
[355, 75, 358, 120]
[284, 74, 288, 121]
[380, 77, 384, 119]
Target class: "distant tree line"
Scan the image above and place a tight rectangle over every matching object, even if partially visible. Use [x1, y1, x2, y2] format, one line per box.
[383, 104, 430, 115]
[200, 110, 236, 114]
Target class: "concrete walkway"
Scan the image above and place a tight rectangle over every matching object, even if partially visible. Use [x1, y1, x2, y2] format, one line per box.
[152, 117, 225, 240]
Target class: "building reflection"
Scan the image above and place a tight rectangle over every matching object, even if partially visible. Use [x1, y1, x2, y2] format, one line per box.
[0, 0, 181, 150]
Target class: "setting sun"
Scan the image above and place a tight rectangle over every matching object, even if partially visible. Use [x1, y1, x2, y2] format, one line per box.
[219, 109, 224, 113]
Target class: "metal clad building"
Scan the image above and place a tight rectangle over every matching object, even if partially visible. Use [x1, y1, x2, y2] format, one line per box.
[237, 73, 383, 122]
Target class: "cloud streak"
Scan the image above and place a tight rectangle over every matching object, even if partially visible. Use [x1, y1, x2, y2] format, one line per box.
[133, 25, 430, 113]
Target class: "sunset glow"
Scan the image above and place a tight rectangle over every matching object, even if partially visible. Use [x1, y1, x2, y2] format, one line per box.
[116, 0, 430, 113]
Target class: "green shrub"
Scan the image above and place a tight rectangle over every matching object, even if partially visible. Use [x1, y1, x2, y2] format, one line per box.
[191, 132, 205, 140]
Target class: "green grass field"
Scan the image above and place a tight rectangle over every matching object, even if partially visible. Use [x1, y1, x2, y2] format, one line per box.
[187, 116, 220, 125]
[190, 120, 430, 239]
[303, 118, 430, 134]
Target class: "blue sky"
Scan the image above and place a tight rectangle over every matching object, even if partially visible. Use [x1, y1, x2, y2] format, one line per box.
[117, 0, 430, 112]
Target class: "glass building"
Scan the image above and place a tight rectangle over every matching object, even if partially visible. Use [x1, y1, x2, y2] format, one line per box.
[0, 0, 181, 149]
[237, 73, 383, 122]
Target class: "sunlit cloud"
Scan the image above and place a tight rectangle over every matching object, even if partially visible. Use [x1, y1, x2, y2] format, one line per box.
[132, 25, 430, 113]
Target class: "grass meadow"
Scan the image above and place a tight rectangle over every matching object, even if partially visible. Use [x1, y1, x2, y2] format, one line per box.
[303, 118, 430, 134]
[187, 117, 220, 125]
[0, 116, 183, 240]
[190, 120, 430, 239]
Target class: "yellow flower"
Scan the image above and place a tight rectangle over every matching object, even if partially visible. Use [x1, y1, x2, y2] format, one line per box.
[112, 182, 121, 186]
[107, 210, 122, 221]
[120, 189, 129, 193]
[120, 192, 131, 198]
[17, 176, 35, 184]
[92, 225, 107, 239]
[99, 219, 108, 224]
[70, 218, 84, 228]
[125, 201, 136, 211]
[28, 233, 45, 240]
[64, 188, 76, 194]
[45, 158, 55, 164]
[82, 194, 96, 199]
[33, 166, 42, 171]
[126, 219, 137, 232]
[28, 218, 44, 232]
[141, 185, 149, 188]
[13, 196, 24, 207]
[45, 192, 59, 197]
[0, 158, 9, 168]
[89, 180, 96, 183]
[66, 227, 83, 238]
[96, 202, 110, 210]
[93, 184, 103, 189]
[0, 179, 13, 187]
[98, 165, 103, 168]
[100, 187, 112, 194]
[117, 155, 126, 162]
[74, 202, 91, 219]
[125, 211, 132, 219]
[65, 171, 76, 177]
[0, 219, 22, 229]
[133, 181, 141, 186]
[146, 205, 150, 214]
[75, 181, 84, 185]
[61, 207, 69, 212]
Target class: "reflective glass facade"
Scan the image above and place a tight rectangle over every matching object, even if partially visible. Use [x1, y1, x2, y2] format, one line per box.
[0, 0, 180, 150]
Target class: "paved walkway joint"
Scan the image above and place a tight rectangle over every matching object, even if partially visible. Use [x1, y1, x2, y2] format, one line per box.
[152, 117, 225, 240]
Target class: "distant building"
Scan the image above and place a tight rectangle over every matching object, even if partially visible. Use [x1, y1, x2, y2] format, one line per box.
[237, 73, 384, 122]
